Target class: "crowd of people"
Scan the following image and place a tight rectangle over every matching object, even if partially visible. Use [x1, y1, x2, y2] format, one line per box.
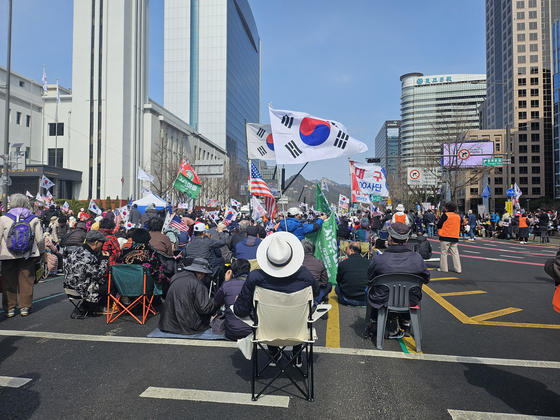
[1, 193, 557, 349]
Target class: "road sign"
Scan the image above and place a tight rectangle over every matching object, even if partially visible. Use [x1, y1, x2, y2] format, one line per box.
[409, 169, 420, 180]
[482, 157, 502, 166]
[458, 149, 470, 160]
[506, 188, 515, 197]
[370, 195, 382, 201]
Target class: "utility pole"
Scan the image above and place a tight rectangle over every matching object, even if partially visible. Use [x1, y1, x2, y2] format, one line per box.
[2, 0, 13, 210]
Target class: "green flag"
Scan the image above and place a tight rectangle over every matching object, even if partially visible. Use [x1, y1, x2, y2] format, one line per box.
[173, 172, 201, 199]
[305, 212, 338, 285]
[315, 183, 332, 216]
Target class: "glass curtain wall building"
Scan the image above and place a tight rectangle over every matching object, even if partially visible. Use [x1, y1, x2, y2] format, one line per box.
[400, 73, 487, 168]
[554, 19, 560, 197]
[163, 0, 260, 168]
[374, 120, 401, 180]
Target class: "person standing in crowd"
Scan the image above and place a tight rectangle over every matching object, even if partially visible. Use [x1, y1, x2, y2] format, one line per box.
[0, 194, 45, 317]
[467, 210, 477, 241]
[129, 204, 142, 228]
[276, 207, 327, 240]
[423, 209, 436, 238]
[517, 211, 531, 244]
[437, 202, 462, 274]
[140, 203, 159, 227]
[52, 216, 70, 244]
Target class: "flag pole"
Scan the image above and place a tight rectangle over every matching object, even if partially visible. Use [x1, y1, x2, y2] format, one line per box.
[2, 0, 13, 211]
[245, 120, 253, 221]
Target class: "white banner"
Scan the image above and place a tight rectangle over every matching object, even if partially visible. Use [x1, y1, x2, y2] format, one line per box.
[350, 161, 390, 200]
[269, 108, 367, 165]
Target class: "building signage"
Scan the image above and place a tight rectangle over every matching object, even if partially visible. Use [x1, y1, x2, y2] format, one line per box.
[416, 76, 453, 85]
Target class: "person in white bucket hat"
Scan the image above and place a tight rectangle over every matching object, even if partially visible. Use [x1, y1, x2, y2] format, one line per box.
[233, 232, 319, 367]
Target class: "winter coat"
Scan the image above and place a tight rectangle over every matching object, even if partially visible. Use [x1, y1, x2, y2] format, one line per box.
[44, 237, 59, 273]
[64, 228, 87, 247]
[213, 274, 252, 340]
[0, 208, 45, 260]
[140, 209, 159, 227]
[63, 244, 110, 303]
[302, 254, 329, 288]
[337, 253, 370, 300]
[276, 217, 324, 240]
[149, 231, 173, 256]
[234, 235, 262, 260]
[185, 236, 226, 264]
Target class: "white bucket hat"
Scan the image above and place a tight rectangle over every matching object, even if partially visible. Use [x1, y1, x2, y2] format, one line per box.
[256, 232, 304, 278]
[395, 204, 405, 212]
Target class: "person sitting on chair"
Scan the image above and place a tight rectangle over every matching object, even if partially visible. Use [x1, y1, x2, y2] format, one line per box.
[234, 225, 262, 260]
[158, 258, 219, 335]
[63, 230, 110, 310]
[212, 258, 253, 340]
[185, 222, 226, 264]
[233, 232, 319, 367]
[301, 239, 332, 303]
[415, 232, 433, 260]
[335, 242, 370, 306]
[367, 222, 430, 338]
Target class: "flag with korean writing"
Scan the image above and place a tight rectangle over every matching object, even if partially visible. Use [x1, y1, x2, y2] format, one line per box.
[305, 212, 338, 285]
[349, 161, 389, 202]
[247, 123, 275, 161]
[269, 108, 368, 165]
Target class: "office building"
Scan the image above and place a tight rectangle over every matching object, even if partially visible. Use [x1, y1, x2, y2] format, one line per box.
[485, 0, 560, 199]
[374, 120, 401, 179]
[163, 0, 261, 168]
[553, 18, 560, 197]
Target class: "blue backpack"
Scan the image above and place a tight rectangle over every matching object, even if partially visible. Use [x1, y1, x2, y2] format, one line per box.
[5, 213, 36, 256]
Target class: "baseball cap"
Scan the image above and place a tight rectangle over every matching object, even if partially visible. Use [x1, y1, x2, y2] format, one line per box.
[387, 222, 410, 241]
[193, 222, 207, 232]
[86, 230, 107, 243]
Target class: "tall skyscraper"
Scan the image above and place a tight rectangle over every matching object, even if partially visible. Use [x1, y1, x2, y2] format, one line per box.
[163, 0, 260, 168]
[72, 0, 149, 199]
[374, 120, 401, 177]
[485, 0, 560, 199]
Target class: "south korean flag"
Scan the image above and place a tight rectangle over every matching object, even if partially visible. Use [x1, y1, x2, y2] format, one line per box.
[269, 107, 368, 165]
[247, 123, 275, 161]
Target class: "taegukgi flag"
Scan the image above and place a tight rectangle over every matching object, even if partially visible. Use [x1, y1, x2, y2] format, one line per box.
[88, 199, 102, 215]
[247, 123, 275, 160]
[269, 107, 368, 165]
[40, 175, 55, 189]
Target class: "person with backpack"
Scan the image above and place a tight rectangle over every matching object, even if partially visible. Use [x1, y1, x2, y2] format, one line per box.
[0, 193, 45, 317]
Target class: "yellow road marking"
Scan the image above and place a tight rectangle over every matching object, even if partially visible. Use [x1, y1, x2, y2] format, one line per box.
[430, 277, 459, 281]
[423, 286, 477, 324]
[428, 268, 437, 271]
[470, 307, 523, 322]
[439, 290, 487, 297]
[477, 320, 560, 329]
[401, 336, 422, 354]
[325, 289, 340, 348]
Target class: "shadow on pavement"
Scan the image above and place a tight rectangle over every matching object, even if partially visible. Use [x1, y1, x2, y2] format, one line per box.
[0, 371, 41, 420]
[462, 363, 560, 416]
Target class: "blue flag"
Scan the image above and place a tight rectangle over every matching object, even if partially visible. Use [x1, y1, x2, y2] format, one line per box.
[128, 195, 134, 206]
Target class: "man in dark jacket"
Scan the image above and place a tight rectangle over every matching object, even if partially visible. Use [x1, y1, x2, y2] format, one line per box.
[367, 222, 430, 337]
[302, 239, 332, 303]
[140, 203, 159, 227]
[234, 226, 262, 260]
[158, 258, 219, 335]
[234, 232, 319, 366]
[129, 204, 142, 227]
[186, 222, 226, 265]
[337, 217, 351, 240]
[228, 219, 249, 251]
[423, 209, 437, 238]
[335, 241, 370, 306]
[64, 222, 88, 249]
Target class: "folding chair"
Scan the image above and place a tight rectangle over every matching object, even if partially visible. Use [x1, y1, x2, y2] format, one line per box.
[405, 238, 421, 253]
[358, 241, 371, 259]
[365, 273, 424, 352]
[107, 265, 160, 324]
[235, 286, 331, 402]
[64, 287, 90, 319]
[338, 240, 349, 261]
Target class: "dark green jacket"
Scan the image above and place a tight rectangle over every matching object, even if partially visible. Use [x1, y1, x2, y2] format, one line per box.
[336, 253, 370, 299]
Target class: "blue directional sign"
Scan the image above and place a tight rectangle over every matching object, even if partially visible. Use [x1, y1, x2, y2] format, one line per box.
[506, 188, 515, 197]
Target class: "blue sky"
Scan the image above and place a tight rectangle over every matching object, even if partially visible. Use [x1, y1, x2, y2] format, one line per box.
[0, 0, 486, 185]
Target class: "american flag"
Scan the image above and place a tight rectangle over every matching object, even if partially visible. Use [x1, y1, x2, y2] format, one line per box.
[169, 214, 189, 232]
[250, 163, 274, 199]
[264, 196, 277, 219]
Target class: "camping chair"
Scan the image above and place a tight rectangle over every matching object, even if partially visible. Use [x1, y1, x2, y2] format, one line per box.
[405, 238, 421, 253]
[338, 240, 350, 261]
[234, 286, 331, 402]
[64, 287, 90, 319]
[106, 265, 160, 324]
[358, 241, 371, 259]
[365, 273, 424, 352]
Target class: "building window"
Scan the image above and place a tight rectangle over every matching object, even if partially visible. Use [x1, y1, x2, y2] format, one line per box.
[519, 133, 528, 142]
[518, 56, 526, 63]
[530, 77, 539, 85]
[519, 78, 527, 86]
[517, 22, 526, 30]
[519, 145, 528, 153]
[518, 67, 526, 74]
[519, 156, 527, 163]
[531, 155, 540, 163]
[496, 142, 501, 151]
[495, 177, 503, 185]
[519, 100, 527, 108]
[47, 148, 63, 168]
[519, 112, 527, 119]
[530, 65, 538, 73]
[518, 33, 526, 41]
[18, 81, 24, 88]
[531, 88, 539, 96]
[48, 123, 64, 136]
[495, 187, 503, 195]
[532, 187, 541, 195]
[520, 166, 528, 174]
[511, 156, 516, 164]
[16, 112, 21, 125]
[470, 188, 479, 195]
[529, 22, 537, 30]
[521, 187, 529, 195]
[531, 111, 539, 119]
[529, 10, 537, 18]
[519, 89, 527, 96]
[517, 0, 525, 7]
[517, 11, 525, 19]
[530, 43, 538, 51]
[530, 55, 538, 63]
[531, 122, 539, 130]
[532, 176, 541, 184]
[531, 100, 539, 107]
[519, 122, 527, 130]
[511, 167, 516, 174]
[518, 44, 526, 53]
[26, 115, 30, 127]
[532, 166, 540, 173]
[531, 133, 540, 141]
[520, 177, 528, 184]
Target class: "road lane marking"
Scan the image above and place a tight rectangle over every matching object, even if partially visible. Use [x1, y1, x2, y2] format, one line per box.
[325, 289, 340, 348]
[140, 387, 290, 408]
[400, 336, 421, 354]
[1, 329, 559, 369]
[432, 252, 544, 266]
[430, 277, 459, 281]
[423, 286, 475, 324]
[499, 255, 524, 259]
[470, 308, 523, 322]
[463, 250, 481, 254]
[439, 290, 487, 297]
[448, 409, 560, 419]
[0, 376, 32, 388]
[0, 292, 67, 314]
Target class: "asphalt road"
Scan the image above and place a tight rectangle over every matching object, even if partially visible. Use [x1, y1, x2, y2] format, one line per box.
[1, 237, 559, 419]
